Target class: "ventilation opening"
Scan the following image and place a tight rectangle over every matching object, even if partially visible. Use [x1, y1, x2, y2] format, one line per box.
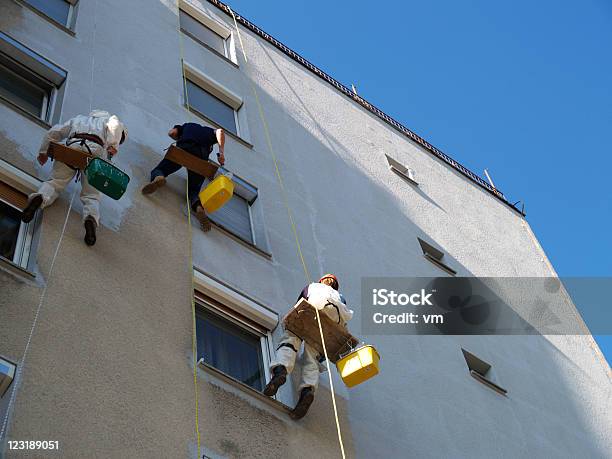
[417, 238, 457, 275]
[385, 154, 418, 185]
[461, 349, 507, 395]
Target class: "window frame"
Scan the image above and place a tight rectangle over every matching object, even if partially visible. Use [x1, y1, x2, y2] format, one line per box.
[0, 355, 17, 398]
[179, 9, 229, 59]
[178, 0, 237, 66]
[208, 186, 256, 245]
[182, 62, 252, 147]
[184, 78, 239, 136]
[0, 32, 67, 126]
[195, 293, 273, 389]
[0, 56, 53, 121]
[17, 0, 78, 33]
[0, 158, 42, 276]
[0, 196, 35, 269]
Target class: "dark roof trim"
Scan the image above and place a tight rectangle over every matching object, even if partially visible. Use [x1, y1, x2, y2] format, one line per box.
[207, 0, 524, 216]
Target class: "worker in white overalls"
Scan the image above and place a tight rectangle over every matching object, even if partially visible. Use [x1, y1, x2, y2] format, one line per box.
[21, 110, 128, 246]
[264, 274, 353, 419]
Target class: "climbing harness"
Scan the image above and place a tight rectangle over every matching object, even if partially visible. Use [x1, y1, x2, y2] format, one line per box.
[228, 7, 346, 457]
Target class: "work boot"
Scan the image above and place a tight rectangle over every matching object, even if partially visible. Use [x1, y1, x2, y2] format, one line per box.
[84, 217, 97, 246]
[141, 175, 166, 195]
[21, 195, 43, 223]
[263, 366, 287, 397]
[195, 206, 211, 232]
[290, 387, 315, 420]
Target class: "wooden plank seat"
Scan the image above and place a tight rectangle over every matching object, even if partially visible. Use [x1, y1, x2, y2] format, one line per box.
[47, 141, 92, 170]
[283, 298, 359, 363]
[164, 145, 219, 179]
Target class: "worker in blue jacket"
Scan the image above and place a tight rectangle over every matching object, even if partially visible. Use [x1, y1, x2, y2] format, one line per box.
[264, 274, 353, 419]
[142, 123, 225, 231]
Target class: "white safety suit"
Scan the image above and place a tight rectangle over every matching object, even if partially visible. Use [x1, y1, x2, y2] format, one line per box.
[30, 110, 125, 225]
[271, 283, 354, 391]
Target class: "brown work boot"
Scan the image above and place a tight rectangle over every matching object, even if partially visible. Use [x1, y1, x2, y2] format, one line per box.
[290, 387, 315, 420]
[195, 206, 211, 232]
[84, 217, 97, 246]
[141, 175, 166, 195]
[263, 366, 287, 397]
[21, 195, 43, 223]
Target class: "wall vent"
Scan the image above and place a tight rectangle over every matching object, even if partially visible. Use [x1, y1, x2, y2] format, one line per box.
[461, 349, 507, 395]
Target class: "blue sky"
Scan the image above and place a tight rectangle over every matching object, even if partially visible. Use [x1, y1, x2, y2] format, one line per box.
[226, 0, 612, 364]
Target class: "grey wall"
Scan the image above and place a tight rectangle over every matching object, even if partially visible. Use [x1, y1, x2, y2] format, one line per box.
[0, 0, 610, 458]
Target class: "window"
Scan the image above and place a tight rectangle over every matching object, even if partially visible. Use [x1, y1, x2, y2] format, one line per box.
[0, 356, 16, 398]
[417, 237, 456, 275]
[386, 154, 417, 185]
[0, 32, 67, 124]
[0, 181, 36, 270]
[0, 55, 52, 121]
[196, 299, 268, 392]
[461, 349, 507, 395]
[185, 79, 237, 135]
[208, 175, 258, 245]
[21, 0, 75, 28]
[180, 10, 227, 56]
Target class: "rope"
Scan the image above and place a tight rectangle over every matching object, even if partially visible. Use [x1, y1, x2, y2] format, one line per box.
[176, 2, 202, 457]
[228, 8, 346, 458]
[89, 0, 98, 113]
[0, 187, 78, 444]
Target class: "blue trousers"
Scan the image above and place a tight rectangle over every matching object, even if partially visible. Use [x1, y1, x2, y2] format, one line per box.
[151, 141, 211, 211]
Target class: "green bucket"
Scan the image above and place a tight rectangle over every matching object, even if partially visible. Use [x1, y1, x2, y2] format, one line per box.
[85, 157, 130, 200]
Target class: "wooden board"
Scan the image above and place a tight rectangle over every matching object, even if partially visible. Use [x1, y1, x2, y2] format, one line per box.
[47, 142, 92, 170]
[283, 299, 359, 363]
[164, 145, 219, 179]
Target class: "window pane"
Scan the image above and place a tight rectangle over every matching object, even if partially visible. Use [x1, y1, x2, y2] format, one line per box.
[179, 11, 226, 56]
[196, 308, 265, 391]
[208, 193, 253, 243]
[0, 63, 46, 118]
[185, 80, 237, 134]
[23, 0, 71, 26]
[0, 201, 22, 262]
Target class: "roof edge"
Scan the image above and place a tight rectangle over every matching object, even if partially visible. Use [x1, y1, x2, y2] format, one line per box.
[207, 0, 525, 216]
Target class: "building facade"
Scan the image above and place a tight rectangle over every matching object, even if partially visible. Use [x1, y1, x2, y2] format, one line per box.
[0, 0, 610, 458]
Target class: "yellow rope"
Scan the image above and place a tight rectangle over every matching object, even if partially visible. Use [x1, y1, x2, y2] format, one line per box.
[229, 8, 346, 458]
[176, 2, 201, 457]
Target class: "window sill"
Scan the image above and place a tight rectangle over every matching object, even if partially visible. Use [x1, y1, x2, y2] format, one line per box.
[181, 29, 239, 69]
[0, 95, 52, 129]
[13, 0, 76, 36]
[208, 220, 273, 260]
[184, 105, 253, 149]
[0, 255, 35, 280]
[198, 360, 293, 414]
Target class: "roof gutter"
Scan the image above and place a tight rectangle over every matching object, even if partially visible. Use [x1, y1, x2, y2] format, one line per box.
[207, 0, 525, 216]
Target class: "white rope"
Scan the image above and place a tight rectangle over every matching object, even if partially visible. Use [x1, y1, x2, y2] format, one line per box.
[0, 187, 78, 444]
[228, 8, 346, 458]
[89, 0, 98, 113]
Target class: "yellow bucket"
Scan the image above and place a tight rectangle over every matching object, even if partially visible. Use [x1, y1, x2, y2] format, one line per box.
[199, 175, 234, 213]
[336, 345, 380, 388]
